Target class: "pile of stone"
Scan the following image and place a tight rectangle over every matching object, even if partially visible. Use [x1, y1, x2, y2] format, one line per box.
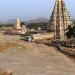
[62, 39, 75, 48]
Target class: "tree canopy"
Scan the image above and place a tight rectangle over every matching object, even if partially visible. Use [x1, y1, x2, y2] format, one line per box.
[66, 24, 75, 39]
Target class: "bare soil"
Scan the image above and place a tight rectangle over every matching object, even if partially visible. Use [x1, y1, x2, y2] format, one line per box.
[0, 35, 75, 75]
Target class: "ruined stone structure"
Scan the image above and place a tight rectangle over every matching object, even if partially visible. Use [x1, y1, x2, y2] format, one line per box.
[48, 0, 73, 39]
[21, 25, 27, 34]
[15, 18, 21, 30]
[11, 18, 27, 34]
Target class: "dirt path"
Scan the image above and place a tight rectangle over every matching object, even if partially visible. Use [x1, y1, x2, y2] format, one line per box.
[0, 40, 75, 75]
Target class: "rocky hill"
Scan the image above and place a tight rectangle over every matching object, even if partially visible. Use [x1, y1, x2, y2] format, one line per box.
[27, 17, 49, 23]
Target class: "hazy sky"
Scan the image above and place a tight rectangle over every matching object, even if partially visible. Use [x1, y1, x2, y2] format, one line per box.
[0, 0, 75, 21]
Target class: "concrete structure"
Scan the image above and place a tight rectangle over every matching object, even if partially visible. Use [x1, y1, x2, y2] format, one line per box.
[48, 0, 73, 39]
[15, 18, 21, 30]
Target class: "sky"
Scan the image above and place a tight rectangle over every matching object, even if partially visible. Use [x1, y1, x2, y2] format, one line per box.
[0, 0, 75, 21]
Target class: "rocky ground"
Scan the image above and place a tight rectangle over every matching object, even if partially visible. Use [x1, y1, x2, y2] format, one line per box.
[0, 35, 75, 75]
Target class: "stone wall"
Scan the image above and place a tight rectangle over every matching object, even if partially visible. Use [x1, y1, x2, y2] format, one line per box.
[0, 34, 20, 42]
[32, 33, 54, 41]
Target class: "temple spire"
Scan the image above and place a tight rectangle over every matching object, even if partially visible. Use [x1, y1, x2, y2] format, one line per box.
[48, 0, 73, 39]
[15, 18, 21, 30]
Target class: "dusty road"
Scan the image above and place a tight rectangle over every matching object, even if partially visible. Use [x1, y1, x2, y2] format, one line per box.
[0, 35, 75, 75]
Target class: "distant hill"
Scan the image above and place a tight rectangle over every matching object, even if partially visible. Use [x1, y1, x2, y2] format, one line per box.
[0, 21, 4, 24]
[0, 17, 49, 24]
[72, 19, 75, 24]
[6, 19, 16, 24]
[27, 17, 49, 23]
[72, 19, 75, 22]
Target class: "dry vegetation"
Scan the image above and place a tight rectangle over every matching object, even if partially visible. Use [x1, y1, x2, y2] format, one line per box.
[0, 42, 18, 52]
[0, 69, 12, 75]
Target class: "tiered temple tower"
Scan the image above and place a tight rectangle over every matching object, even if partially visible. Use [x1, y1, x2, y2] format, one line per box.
[47, 0, 73, 39]
[15, 18, 21, 30]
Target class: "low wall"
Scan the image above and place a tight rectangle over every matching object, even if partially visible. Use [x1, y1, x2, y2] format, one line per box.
[0, 34, 20, 42]
[57, 45, 75, 56]
[32, 33, 54, 40]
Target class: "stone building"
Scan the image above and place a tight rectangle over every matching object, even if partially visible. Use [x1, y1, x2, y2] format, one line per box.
[47, 0, 73, 39]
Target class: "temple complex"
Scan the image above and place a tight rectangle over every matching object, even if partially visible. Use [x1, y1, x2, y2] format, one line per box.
[48, 0, 73, 39]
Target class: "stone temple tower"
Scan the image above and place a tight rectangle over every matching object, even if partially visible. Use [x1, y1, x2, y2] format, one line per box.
[47, 0, 73, 39]
[15, 18, 21, 30]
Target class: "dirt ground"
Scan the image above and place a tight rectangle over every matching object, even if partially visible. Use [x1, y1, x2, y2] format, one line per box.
[0, 35, 75, 75]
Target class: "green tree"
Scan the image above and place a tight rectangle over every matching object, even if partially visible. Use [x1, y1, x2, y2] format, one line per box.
[66, 24, 75, 38]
